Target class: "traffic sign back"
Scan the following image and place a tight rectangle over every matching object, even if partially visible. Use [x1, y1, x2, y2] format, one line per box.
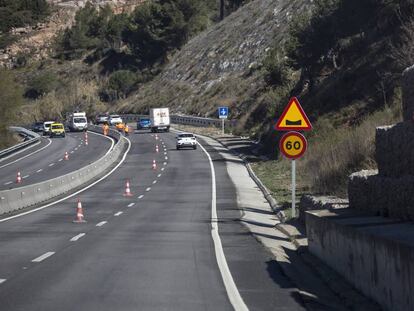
[275, 97, 312, 131]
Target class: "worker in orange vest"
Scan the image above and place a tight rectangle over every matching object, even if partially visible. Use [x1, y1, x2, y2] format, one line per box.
[124, 124, 130, 136]
[116, 122, 125, 133]
[102, 123, 109, 136]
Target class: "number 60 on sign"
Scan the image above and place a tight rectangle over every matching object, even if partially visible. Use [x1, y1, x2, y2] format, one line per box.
[279, 131, 307, 159]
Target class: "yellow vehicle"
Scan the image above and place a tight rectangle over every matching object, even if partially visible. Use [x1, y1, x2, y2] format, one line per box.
[50, 123, 66, 138]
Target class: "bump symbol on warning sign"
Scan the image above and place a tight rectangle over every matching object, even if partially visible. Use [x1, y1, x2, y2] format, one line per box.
[275, 97, 312, 131]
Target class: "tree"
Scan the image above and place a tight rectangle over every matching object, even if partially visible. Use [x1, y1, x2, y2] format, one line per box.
[0, 70, 23, 148]
[108, 70, 137, 99]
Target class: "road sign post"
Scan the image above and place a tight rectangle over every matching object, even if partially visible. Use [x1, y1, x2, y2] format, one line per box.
[275, 97, 311, 219]
[218, 107, 228, 135]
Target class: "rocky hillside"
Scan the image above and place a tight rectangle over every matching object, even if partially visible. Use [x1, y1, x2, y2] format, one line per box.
[0, 0, 145, 68]
[118, 0, 313, 130]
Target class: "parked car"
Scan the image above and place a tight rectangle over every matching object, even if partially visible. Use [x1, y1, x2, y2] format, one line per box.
[137, 117, 151, 130]
[95, 114, 109, 125]
[50, 123, 66, 138]
[31, 121, 44, 132]
[176, 133, 197, 150]
[43, 121, 55, 136]
[108, 114, 123, 126]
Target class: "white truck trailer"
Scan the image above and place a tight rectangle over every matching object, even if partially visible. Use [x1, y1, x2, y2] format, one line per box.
[150, 108, 170, 132]
[67, 112, 88, 132]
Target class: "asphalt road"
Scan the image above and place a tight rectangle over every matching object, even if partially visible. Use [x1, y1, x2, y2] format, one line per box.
[0, 130, 305, 310]
[0, 131, 113, 191]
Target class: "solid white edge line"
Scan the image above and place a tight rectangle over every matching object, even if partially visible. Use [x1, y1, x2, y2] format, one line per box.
[0, 136, 132, 223]
[0, 279, 6, 284]
[114, 212, 123, 216]
[87, 130, 115, 156]
[128, 203, 135, 207]
[96, 221, 107, 227]
[70, 233, 86, 242]
[198, 141, 249, 311]
[0, 138, 51, 169]
[32, 251, 55, 263]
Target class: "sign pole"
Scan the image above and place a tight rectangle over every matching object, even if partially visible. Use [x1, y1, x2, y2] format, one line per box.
[291, 159, 296, 218]
[222, 118, 224, 135]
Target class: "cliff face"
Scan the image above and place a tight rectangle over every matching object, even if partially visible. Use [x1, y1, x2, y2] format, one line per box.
[0, 0, 145, 68]
[119, 0, 312, 124]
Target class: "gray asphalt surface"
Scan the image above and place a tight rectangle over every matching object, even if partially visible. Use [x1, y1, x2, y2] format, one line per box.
[0, 131, 113, 191]
[0, 130, 305, 310]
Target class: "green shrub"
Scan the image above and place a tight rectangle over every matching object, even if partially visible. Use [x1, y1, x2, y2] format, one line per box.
[26, 72, 60, 99]
[108, 70, 137, 99]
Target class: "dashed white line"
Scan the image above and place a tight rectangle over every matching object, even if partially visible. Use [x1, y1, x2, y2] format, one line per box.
[58, 159, 63, 162]
[22, 175, 29, 179]
[152, 180, 157, 184]
[32, 252, 55, 263]
[70, 233, 86, 242]
[128, 203, 135, 207]
[146, 187, 151, 192]
[161, 168, 165, 171]
[48, 163, 55, 167]
[138, 195, 144, 199]
[114, 212, 123, 216]
[70, 151, 74, 154]
[164, 152, 167, 155]
[36, 169, 43, 173]
[157, 174, 162, 178]
[74, 148, 78, 151]
[96, 221, 107, 227]
[163, 162, 167, 166]
[165, 157, 168, 160]
[4, 181, 12, 186]
[0, 279, 6, 285]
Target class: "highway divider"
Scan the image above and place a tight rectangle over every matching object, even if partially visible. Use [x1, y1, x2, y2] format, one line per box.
[0, 127, 41, 160]
[0, 125, 126, 216]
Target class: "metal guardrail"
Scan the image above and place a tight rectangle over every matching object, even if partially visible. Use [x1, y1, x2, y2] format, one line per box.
[0, 125, 126, 215]
[0, 127, 41, 160]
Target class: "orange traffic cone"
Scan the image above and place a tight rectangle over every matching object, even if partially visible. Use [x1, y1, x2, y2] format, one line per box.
[123, 179, 133, 197]
[73, 198, 87, 223]
[85, 137, 89, 146]
[64, 151, 69, 161]
[156, 145, 159, 153]
[152, 160, 157, 170]
[16, 171, 22, 183]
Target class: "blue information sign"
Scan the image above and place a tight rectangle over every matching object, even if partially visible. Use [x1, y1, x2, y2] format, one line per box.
[218, 107, 228, 119]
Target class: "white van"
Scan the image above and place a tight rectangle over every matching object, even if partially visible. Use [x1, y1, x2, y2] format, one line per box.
[68, 112, 88, 132]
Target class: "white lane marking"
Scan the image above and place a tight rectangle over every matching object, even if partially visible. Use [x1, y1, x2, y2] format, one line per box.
[36, 169, 43, 173]
[146, 187, 151, 192]
[70, 151, 74, 154]
[48, 163, 55, 167]
[32, 252, 55, 263]
[164, 152, 167, 155]
[0, 137, 132, 223]
[165, 157, 168, 160]
[138, 195, 144, 199]
[198, 142, 248, 311]
[96, 221, 107, 227]
[0, 138, 50, 168]
[157, 174, 162, 178]
[163, 162, 167, 166]
[58, 159, 63, 162]
[128, 203, 135, 207]
[87, 131, 115, 155]
[74, 148, 78, 151]
[152, 180, 157, 184]
[0, 279, 6, 284]
[4, 181, 12, 185]
[22, 175, 29, 179]
[114, 212, 123, 217]
[70, 233, 86, 242]
[78, 145, 81, 148]
[161, 168, 165, 171]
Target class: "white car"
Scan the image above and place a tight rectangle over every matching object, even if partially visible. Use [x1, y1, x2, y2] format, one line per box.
[108, 114, 123, 125]
[176, 133, 197, 150]
[43, 121, 55, 136]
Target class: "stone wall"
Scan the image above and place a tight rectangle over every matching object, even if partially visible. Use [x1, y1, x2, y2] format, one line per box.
[306, 209, 414, 311]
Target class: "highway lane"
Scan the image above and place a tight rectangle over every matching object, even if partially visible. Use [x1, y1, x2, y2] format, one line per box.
[0, 131, 113, 191]
[0, 130, 304, 310]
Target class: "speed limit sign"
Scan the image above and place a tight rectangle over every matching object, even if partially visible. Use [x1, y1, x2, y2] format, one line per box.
[279, 131, 307, 159]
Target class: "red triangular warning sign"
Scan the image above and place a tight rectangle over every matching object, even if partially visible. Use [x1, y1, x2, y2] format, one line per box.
[275, 97, 312, 131]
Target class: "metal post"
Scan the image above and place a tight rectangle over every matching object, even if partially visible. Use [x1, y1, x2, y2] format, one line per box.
[222, 118, 225, 135]
[291, 159, 296, 218]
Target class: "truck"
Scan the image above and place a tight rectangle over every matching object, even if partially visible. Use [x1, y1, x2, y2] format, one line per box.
[67, 112, 88, 132]
[150, 108, 170, 132]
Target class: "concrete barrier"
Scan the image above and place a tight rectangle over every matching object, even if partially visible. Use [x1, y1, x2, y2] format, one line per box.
[0, 125, 126, 215]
